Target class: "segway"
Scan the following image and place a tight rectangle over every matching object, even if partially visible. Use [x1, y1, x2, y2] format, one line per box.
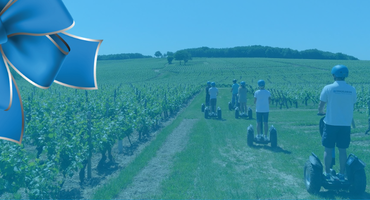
[304, 153, 366, 195]
[204, 107, 222, 120]
[247, 124, 277, 148]
[228, 102, 232, 111]
[201, 103, 205, 112]
[303, 114, 367, 195]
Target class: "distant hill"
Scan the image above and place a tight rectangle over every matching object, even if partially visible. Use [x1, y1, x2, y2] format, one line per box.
[98, 46, 358, 61]
[178, 46, 358, 60]
[98, 53, 151, 60]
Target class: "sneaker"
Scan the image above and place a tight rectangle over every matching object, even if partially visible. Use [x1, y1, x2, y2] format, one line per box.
[337, 173, 345, 182]
[324, 172, 333, 181]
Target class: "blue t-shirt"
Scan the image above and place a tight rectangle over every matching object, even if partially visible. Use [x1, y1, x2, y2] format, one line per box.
[232, 83, 239, 94]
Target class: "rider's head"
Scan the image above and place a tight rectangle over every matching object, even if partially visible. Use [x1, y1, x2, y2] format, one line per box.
[257, 80, 265, 89]
[207, 81, 211, 86]
[240, 81, 246, 87]
[211, 82, 216, 87]
[331, 65, 348, 81]
[233, 79, 237, 83]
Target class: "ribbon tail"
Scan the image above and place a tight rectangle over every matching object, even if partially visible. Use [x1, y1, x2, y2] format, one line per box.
[55, 32, 102, 89]
[0, 74, 24, 144]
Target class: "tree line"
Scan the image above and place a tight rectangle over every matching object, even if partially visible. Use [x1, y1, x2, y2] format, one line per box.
[178, 46, 358, 60]
[98, 53, 151, 60]
[97, 46, 358, 62]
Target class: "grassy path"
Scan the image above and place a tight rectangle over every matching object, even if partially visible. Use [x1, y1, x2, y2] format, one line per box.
[95, 88, 370, 199]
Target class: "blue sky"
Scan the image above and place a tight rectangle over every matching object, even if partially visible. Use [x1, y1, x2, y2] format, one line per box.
[63, 0, 370, 60]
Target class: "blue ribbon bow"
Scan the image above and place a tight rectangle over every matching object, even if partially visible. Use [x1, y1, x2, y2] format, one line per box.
[0, 0, 102, 144]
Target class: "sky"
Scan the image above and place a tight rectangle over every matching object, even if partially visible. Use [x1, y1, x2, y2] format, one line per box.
[63, 0, 370, 60]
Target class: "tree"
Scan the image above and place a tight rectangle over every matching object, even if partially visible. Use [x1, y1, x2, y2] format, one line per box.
[154, 51, 162, 58]
[167, 56, 174, 64]
[174, 50, 191, 65]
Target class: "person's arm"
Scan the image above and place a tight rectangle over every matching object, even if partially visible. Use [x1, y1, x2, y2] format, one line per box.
[268, 97, 271, 104]
[254, 98, 257, 104]
[318, 101, 326, 114]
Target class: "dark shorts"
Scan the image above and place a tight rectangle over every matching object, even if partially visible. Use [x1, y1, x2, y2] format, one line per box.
[256, 112, 269, 123]
[210, 98, 217, 106]
[322, 124, 351, 149]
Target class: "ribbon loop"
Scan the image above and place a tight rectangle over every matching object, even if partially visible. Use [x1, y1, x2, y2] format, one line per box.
[2, 34, 69, 88]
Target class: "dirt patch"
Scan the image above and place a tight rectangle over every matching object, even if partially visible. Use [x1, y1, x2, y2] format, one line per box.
[115, 119, 198, 199]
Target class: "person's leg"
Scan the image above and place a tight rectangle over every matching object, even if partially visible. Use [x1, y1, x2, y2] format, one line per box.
[214, 99, 217, 113]
[337, 126, 350, 175]
[211, 99, 215, 113]
[322, 124, 335, 174]
[256, 113, 262, 135]
[338, 148, 347, 174]
[324, 147, 333, 174]
[243, 102, 247, 114]
[263, 113, 269, 136]
[232, 94, 236, 107]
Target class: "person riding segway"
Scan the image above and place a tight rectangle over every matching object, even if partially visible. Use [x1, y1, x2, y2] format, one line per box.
[254, 80, 271, 140]
[304, 65, 366, 195]
[318, 65, 357, 182]
[205, 81, 211, 107]
[238, 81, 248, 116]
[231, 79, 239, 108]
[209, 82, 219, 116]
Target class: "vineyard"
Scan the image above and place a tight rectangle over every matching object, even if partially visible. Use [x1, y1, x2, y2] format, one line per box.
[1, 57, 370, 199]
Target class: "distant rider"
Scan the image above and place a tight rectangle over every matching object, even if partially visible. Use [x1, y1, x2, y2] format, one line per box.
[205, 81, 211, 106]
[318, 65, 356, 181]
[209, 82, 219, 115]
[254, 80, 271, 139]
[231, 79, 239, 108]
[238, 81, 248, 116]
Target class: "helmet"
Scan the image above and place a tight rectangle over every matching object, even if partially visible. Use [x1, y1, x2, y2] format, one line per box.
[207, 81, 211, 85]
[240, 81, 246, 86]
[331, 65, 348, 78]
[233, 79, 236, 83]
[211, 82, 215, 86]
[257, 80, 265, 87]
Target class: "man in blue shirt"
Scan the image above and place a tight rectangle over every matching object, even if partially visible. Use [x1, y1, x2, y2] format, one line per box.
[318, 65, 356, 181]
[231, 79, 239, 108]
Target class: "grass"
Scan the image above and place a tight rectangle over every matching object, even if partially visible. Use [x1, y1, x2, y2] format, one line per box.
[88, 57, 370, 199]
[153, 88, 370, 199]
[93, 86, 370, 199]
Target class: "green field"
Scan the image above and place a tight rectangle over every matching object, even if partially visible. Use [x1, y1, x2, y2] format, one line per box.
[2, 57, 370, 199]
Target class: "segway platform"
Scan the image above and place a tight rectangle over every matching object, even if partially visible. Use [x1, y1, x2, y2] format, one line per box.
[204, 106, 222, 120]
[235, 107, 253, 119]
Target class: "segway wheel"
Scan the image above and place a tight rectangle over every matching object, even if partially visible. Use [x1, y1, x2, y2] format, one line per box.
[228, 102, 232, 111]
[304, 160, 322, 194]
[218, 109, 222, 120]
[204, 108, 209, 119]
[248, 107, 253, 119]
[349, 168, 366, 195]
[247, 130, 254, 147]
[201, 104, 205, 112]
[235, 108, 239, 119]
[270, 127, 277, 148]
